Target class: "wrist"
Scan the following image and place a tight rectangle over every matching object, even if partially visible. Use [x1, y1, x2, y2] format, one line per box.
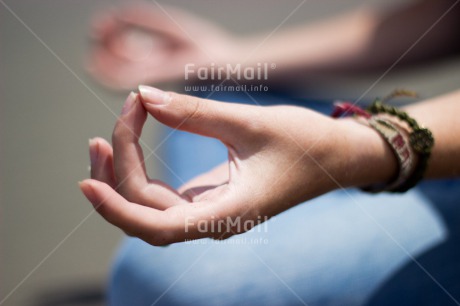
[336, 117, 398, 188]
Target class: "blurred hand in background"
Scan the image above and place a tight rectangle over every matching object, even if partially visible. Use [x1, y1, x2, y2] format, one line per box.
[87, 4, 238, 90]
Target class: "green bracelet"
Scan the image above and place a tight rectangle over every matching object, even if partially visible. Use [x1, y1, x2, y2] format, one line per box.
[367, 100, 434, 192]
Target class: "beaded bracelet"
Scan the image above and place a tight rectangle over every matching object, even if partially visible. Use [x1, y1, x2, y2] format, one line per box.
[367, 100, 434, 192]
[332, 91, 434, 193]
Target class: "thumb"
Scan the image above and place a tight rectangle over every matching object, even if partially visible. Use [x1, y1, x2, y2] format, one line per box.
[138, 85, 259, 144]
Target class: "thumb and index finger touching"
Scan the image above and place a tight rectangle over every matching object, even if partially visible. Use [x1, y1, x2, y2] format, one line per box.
[138, 85, 257, 146]
[80, 87, 258, 242]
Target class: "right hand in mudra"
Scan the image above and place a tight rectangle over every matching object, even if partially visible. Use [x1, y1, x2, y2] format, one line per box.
[80, 86, 396, 245]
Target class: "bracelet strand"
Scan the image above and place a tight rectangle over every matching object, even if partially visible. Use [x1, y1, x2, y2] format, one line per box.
[332, 91, 434, 192]
[367, 100, 434, 192]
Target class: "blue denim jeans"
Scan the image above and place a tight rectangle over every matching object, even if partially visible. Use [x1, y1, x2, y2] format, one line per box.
[108, 91, 460, 306]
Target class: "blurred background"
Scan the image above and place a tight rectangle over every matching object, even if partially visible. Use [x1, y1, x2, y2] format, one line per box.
[1, 0, 460, 305]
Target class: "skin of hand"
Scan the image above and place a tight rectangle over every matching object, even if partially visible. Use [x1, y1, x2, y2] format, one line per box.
[79, 86, 397, 245]
[87, 4, 239, 90]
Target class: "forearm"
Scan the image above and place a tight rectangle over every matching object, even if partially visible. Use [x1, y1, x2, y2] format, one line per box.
[234, 0, 460, 80]
[403, 90, 460, 178]
[237, 8, 378, 73]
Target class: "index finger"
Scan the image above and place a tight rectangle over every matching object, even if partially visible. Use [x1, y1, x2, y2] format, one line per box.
[112, 93, 183, 209]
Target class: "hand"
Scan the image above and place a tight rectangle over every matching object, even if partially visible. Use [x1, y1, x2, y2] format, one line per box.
[87, 4, 238, 89]
[80, 86, 396, 245]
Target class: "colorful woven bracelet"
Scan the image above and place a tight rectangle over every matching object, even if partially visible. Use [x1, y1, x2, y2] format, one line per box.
[362, 116, 415, 192]
[332, 92, 434, 193]
[367, 99, 434, 192]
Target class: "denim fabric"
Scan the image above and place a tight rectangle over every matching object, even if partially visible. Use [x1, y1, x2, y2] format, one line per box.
[108, 91, 460, 306]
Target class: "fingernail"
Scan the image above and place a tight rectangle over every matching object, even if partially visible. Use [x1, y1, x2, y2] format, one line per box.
[138, 85, 170, 105]
[89, 138, 99, 166]
[121, 92, 138, 115]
